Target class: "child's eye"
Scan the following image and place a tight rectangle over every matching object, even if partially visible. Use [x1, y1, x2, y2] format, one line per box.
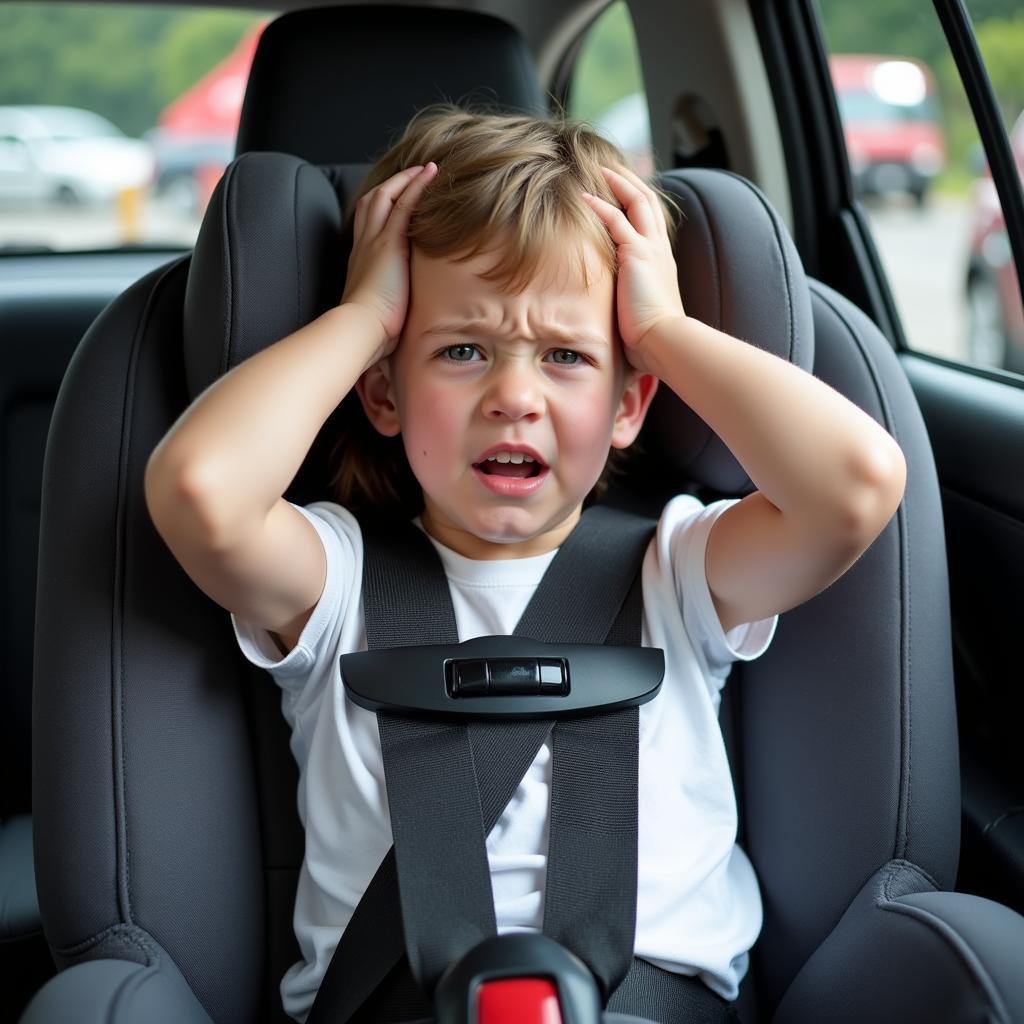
[441, 344, 481, 363]
[547, 349, 583, 366]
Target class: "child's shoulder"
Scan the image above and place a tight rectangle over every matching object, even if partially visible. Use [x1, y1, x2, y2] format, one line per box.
[653, 492, 744, 574]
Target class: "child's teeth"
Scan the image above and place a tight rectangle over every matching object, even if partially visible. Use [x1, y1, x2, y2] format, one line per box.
[484, 451, 535, 464]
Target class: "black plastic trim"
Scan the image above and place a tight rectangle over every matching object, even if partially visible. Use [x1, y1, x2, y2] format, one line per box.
[341, 636, 664, 720]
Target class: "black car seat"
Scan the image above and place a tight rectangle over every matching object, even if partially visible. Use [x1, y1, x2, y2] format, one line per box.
[23, 6, 1024, 1024]
[1, 249, 181, 1018]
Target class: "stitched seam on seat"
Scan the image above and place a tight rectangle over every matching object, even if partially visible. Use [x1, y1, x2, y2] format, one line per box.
[809, 281, 911, 861]
[721, 171, 797, 363]
[56, 922, 159, 966]
[666, 174, 722, 333]
[879, 857, 939, 899]
[664, 177, 724, 472]
[112, 257, 189, 925]
[294, 163, 304, 325]
[220, 156, 242, 377]
[878, 868, 1011, 1023]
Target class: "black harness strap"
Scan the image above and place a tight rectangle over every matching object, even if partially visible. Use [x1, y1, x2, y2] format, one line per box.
[307, 506, 655, 1024]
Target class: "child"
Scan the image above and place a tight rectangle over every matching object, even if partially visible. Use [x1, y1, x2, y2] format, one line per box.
[144, 106, 906, 1022]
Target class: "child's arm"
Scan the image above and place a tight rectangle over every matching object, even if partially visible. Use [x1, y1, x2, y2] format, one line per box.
[145, 162, 438, 651]
[583, 165, 906, 635]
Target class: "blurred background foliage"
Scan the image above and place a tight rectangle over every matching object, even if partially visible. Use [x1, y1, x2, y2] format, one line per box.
[0, 0, 1020, 193]
[0, 5, 265, 135]
[818, 0, 1024, 193]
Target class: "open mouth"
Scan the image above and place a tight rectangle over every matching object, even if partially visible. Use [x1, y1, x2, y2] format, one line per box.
[472, 450, 546, 479]
[474, 458, 543, 479]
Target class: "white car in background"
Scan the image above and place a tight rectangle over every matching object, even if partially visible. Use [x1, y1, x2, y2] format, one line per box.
[0, 105, 153, 205]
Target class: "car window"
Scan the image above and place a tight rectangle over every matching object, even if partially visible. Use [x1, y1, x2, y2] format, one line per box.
[565, 1, 654, 177]
[815, 0, 1024, 380]
[0, 3, 268, 254]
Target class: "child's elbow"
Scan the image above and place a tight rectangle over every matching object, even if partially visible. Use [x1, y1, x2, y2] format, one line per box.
[144, 447, 224, 547]
[848, 437, 907, 536]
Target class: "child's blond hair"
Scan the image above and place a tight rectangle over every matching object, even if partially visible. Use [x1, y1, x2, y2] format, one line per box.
[329, 104, 676, 517]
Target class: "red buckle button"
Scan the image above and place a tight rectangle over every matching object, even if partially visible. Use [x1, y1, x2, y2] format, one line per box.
[477, 978, 563, 1024]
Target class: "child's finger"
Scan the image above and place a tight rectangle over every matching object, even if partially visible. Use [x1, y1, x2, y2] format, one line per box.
[385, 161, 438, 238]
[358, 164, 427, 237]
[611, 163, 672, 239]
[581, 190, 640, 247]
[600, 166, 662, 239]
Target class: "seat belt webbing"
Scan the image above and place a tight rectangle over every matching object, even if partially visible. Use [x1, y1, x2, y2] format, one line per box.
[307, 506, 655, 1023]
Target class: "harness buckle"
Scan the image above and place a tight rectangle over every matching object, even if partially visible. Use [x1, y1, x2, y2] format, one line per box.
[341, 634, 663, 720]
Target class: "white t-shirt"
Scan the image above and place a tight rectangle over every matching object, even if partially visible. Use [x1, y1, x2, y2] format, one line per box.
[232, 494, 778, 1022]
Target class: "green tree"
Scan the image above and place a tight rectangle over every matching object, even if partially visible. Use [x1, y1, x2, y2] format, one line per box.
[973, 13, 1024, 130]
[154, 11, 265, 109]
[569, 3, 644, 125]
[0, 4, 262, 135]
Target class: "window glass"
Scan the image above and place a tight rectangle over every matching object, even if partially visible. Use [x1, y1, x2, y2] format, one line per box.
[816, 0, 1024, 378]
[0, 3, 267, 253]
[567, 2, 654, 177]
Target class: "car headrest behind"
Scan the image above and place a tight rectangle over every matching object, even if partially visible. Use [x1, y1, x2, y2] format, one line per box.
[236, 5, 548, 165]
[650, 169, 814, 493]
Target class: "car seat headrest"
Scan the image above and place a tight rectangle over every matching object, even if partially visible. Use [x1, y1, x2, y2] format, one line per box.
[183, 155, 814, 498]
[236, 6, 547, 165]
[648, 169, 814, 492]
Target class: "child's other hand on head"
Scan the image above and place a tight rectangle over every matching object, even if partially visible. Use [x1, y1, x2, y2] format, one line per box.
[581, 164, 687, 375]
[342, 161, 439, 362]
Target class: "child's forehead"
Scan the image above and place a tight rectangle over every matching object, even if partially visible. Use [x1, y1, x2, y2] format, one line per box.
[411, 242, 612, 299]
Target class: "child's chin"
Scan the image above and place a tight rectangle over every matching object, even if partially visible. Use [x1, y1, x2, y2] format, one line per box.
[470, 507, 578, 547]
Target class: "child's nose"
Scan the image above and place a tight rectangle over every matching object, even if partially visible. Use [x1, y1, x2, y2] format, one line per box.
[481, 362, 544, 421]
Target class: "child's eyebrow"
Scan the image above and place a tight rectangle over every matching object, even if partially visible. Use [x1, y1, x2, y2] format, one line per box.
[421, 319, 610, 349]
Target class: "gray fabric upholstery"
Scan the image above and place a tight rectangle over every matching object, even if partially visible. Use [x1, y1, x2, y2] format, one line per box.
[2, 253, 185, 1018]
[21, 953, 213, 1024]
[33, 258, 268, 1023]
[774, 860, 1024, 1023]
[736, 278, 962, 1008]
[184, 152, 344, 401]
[651, 170, 814, 493]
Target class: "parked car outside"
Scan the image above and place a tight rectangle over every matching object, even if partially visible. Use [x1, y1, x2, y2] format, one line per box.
[147, 129, 235, 215]
[0, 105, 153, 205]
[830, 54, 946, 206]
[965, 110, 1024, 373]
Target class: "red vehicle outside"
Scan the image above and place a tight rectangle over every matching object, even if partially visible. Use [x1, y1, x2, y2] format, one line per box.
[830, 54, 946, 206]
[965, 111, 1024, 373]
[147, 22, 264, 215]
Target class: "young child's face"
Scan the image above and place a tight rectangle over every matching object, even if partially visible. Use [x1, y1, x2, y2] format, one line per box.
[359, 239, 655, 559]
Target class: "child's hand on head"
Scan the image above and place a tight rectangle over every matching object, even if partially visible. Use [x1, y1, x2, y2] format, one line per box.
[342, 161, 439, 360]
[582, 164, 687, 374]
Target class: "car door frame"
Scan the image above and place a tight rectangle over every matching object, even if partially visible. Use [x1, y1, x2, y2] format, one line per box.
[753, 0, 1024, 916]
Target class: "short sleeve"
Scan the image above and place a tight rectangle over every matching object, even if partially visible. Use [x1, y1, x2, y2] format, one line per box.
[664, 494, 778, 679]
[230, 501, 360, 693]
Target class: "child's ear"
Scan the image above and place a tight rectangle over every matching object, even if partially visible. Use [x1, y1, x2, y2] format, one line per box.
[611, 371, 659, 449]
[355, 359, 402, 437]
